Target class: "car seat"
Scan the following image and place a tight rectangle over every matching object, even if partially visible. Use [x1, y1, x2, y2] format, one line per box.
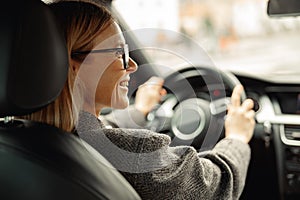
[0, 0, 140, 199]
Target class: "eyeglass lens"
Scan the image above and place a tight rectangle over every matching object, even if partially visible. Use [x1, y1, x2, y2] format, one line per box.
[123, 45, 129, 70]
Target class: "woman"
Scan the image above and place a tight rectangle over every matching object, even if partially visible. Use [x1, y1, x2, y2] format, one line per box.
[27, 1, 256, 199]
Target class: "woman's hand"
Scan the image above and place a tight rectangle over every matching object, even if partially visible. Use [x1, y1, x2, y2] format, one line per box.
[225, 85, 256, 144]
[134, 76, 167, 116]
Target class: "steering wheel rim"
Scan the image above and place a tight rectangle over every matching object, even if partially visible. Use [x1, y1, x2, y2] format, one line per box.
[147, 66, 246, 151]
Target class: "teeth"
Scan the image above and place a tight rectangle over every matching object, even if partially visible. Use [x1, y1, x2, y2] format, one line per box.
[120, 81, 128, 87]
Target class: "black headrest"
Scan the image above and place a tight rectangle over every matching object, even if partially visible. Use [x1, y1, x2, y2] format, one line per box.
[0, 0, 68, 117]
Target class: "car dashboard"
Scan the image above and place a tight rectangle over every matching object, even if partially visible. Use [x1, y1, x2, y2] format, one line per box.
[236, 74, 300, 199]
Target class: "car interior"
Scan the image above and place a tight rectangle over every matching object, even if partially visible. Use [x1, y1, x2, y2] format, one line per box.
[1, 0, 300, 200]
[113, 1, 300, 199]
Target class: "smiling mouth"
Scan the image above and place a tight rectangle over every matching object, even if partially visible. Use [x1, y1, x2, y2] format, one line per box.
[120, 81, 129, 87]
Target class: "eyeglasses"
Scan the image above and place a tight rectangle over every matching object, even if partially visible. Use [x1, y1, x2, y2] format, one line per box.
[71, 44, 129, 70]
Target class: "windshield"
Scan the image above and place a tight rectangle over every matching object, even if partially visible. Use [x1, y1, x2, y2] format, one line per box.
[113, 0, 300, 83]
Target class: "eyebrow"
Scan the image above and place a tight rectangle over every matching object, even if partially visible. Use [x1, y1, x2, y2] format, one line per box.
[116, 37, 126, 45]
[98, 41, 124, 49]
[116, 41, 126, 47]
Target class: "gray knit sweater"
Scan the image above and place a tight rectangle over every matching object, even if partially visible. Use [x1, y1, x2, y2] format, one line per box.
[77, 111, 250, 200]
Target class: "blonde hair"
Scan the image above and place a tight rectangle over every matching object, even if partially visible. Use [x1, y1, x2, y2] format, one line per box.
[21, 0, 114, 132]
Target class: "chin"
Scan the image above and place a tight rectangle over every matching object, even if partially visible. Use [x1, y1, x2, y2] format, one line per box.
[111, 99, 129, 109]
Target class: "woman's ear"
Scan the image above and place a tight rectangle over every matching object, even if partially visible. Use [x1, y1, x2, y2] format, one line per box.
[70, 59, 80, 74]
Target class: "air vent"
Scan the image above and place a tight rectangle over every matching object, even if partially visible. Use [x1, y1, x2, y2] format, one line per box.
[285, 125, 300, 141]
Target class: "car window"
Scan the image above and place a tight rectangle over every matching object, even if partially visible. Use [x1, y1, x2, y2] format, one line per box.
[113, 0, 300, 82]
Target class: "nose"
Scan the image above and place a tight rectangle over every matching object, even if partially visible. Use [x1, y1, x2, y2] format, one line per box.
[126, 57, 138, 73]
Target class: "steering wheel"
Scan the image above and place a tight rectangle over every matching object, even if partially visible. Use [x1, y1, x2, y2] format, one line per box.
[146, 66, 246, 151]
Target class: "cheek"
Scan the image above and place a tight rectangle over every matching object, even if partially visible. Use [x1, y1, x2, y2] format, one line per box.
[95, 62, 125, 102]
[95, 75, 115, 103]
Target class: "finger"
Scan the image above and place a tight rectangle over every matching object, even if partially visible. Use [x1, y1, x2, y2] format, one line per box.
[146, 76, 164, 86]
[226, 104, 234, 114]
[231, 85, 243, 107]
[241, 98, 254, 111]
[160, 88, 167, 96]
[139, 77, 164, 90]
[245, 110, 256, 121]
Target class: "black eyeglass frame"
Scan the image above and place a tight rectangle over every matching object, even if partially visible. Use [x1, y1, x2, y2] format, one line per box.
[71, 44, 129, 69]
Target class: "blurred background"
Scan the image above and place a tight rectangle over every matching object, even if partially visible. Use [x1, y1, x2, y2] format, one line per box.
[113, 0, 300, 81]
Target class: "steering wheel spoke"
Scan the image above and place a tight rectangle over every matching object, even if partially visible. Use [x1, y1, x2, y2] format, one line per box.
[146, 94, 177, 132]
[210, 97, 231, 115]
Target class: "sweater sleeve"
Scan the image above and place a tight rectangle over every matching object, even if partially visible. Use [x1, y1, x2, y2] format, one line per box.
[120, 138, 250, 200]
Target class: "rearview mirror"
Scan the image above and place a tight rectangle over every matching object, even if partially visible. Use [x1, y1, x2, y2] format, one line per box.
[267, 0, 300, 17]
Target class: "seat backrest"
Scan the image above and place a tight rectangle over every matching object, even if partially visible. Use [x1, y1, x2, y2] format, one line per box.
[0, 0, 140, 199]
